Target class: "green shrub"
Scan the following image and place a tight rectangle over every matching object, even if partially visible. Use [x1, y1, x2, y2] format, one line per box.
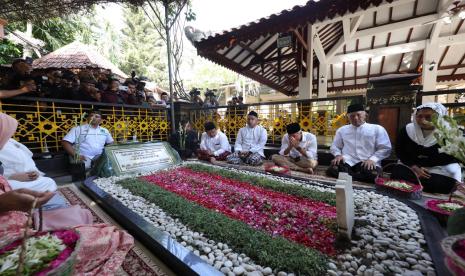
[118, 177, 329, 275]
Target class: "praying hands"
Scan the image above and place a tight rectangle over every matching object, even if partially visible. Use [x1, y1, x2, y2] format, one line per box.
[288, 137, 300, 148]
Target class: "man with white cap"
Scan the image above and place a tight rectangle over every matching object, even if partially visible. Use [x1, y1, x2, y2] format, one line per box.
[327, 103, 392, 182]
[227, 111, 267, 166]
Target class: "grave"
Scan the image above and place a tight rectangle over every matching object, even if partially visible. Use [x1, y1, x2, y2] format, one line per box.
[91, 141, 182, 177]
[81, 143, 448, 275]
[83, 141, 220, 276]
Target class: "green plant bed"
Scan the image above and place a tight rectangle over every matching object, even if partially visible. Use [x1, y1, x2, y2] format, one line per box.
[118, 177, 329, 275]
[185, 163, 336, 206]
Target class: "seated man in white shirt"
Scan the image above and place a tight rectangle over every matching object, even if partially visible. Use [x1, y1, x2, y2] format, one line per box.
[327, 104, 392, 183]
[197, 121, 231, 162]
[272, 123, 318, 174]
[62, 110, 114, 169]
[227, 111, 267, 166]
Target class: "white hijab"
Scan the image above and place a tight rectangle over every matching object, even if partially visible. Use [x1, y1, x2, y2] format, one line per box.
[406, 103, 447, 147]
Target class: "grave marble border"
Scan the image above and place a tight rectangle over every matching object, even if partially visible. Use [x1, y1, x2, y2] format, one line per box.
[81, 164, 450, 276]
[80, 177, 222, 276]
[200, 162, 450, 275]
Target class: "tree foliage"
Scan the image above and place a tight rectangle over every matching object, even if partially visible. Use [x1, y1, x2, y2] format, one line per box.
[75, 8, 122, 65]
[143, 0, 195, 99]
[0, 40, 22, 64]
[120, 6, 167, 86]
[0, 15, 89, 63]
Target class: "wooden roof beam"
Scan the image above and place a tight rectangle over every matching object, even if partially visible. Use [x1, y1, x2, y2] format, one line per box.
[331, 33, 465, 64]
[312, 0, 416, 27]
[313, 32, 326, 63]
[355, 13, 437, 40]
[440, 63, 465, 70]
[326, 15, 364, 61]
[247, 53, 296, 67]
[293, 29, 308, 51]
[450, 52, 465, 75]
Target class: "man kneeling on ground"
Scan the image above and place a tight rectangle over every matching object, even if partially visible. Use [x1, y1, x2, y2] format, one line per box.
[327, 104, 391, 182]
[227, 111, 267, 166]
[272, 122, 318, 174]
[197, 122, 231, 163]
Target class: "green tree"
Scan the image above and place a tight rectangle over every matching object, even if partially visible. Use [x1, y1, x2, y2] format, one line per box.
[0, 15, 92, 63]
[74, 8, 122, 65]
[120, 6, 167, 86]
[0, 40, 22, 64]
[31, 17, 85, 52]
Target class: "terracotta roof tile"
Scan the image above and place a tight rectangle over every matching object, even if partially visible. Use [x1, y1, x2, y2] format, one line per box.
[33, 41, 127, 78]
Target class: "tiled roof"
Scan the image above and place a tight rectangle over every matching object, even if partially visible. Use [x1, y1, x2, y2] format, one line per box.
[33, 41, 128, 78]
[192, 0, 465, 95]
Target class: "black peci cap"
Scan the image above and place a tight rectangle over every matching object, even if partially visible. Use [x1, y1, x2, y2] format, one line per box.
[286, 122, 301, 134]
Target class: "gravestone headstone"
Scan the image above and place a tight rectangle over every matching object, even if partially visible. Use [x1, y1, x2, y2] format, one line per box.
[91, 141, 182, 177]
[336, 173, 355, 239]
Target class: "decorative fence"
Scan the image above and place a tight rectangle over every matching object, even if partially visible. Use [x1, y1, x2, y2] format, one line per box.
[187, 95, 364, 147]
[417, 89, 465, 120]
[0, 97, 170, 153]
[4, 89, 465, 155]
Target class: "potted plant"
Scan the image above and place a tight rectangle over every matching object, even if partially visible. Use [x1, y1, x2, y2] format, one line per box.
[432, 115, 465, 275]
[423, 115, 465, 222]
[176, 122, 189, 159]
[69, 113, 90, 181]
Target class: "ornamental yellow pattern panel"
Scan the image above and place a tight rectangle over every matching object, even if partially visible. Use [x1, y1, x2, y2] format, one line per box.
[0, 100, 170, 153]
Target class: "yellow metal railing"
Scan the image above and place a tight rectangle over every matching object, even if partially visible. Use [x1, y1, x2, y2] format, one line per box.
[0, 97, 170, 153]
[188, 97, 359, 147]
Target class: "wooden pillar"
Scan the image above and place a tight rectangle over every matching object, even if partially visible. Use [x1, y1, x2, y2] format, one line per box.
[421, 41, 439, 103]
[335, 91, 344, 114]
[299, 24, 314, 100]
[318, 62, 328, 98]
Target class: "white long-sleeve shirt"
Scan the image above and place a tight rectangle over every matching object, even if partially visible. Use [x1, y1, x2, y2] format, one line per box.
[0, 139, 57, 192]
[234, 125, 268, 157]
[279, 131, 317, 160]
[330, 123, 392, 166]
[200, 131, 230, 156]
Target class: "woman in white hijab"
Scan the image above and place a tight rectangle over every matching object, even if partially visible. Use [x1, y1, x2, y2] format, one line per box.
[395, 103, 461, 194]
[0, 113, 57, 192]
